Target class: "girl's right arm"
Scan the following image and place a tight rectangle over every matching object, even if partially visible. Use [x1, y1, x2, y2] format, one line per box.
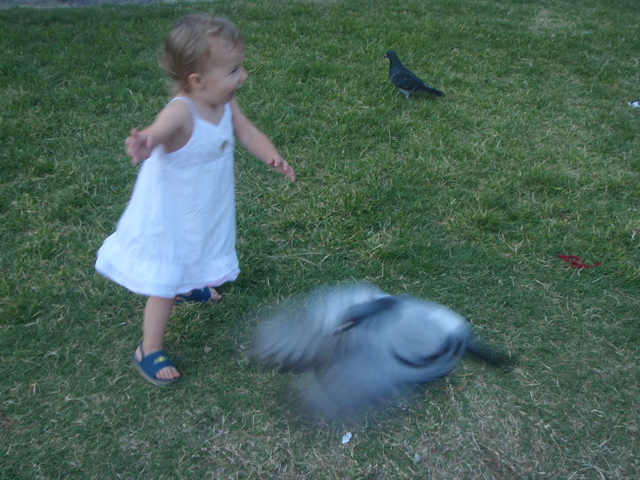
[125, 100, 193, 166]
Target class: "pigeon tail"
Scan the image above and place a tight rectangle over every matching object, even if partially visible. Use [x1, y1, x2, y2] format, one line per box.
[466, 330, 515, 366]
[416, 85, 445, 97]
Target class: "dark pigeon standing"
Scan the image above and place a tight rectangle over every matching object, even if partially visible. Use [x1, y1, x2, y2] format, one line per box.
[384, 50, 444, 99]
[252, 283, 512, 418]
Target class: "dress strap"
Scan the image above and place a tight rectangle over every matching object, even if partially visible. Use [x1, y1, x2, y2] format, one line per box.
[169, 96, 199, 120]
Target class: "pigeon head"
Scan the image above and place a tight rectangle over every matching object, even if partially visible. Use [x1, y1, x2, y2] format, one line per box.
[384, 50, 402, 69]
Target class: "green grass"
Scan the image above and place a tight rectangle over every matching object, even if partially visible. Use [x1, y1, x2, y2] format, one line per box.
[1, 0, 639, 478]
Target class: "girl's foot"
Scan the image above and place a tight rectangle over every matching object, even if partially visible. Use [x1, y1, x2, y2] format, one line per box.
[133, 344, 180, 384]
[175, 286, 221, 304]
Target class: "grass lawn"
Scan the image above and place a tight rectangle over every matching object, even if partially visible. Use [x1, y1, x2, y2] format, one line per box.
[1, 0, 639, 478]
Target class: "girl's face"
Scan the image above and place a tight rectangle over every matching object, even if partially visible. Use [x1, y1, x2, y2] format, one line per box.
[195, 38, 248, 107]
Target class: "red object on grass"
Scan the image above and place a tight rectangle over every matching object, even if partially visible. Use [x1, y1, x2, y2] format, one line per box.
[558, 255, 601, 269]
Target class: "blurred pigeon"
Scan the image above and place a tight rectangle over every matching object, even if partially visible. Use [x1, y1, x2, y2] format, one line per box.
[252, 283, 511, 417]
[384, 50, 444, 99]
[630, 99, 640, 108]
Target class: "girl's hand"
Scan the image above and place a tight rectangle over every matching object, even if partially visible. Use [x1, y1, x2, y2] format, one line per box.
[125, 129, 155, 166]
[267, 155, 296, 182]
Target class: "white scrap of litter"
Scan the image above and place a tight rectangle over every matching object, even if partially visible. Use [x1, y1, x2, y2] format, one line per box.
[629, 100, 640, 108]
[341, 432, 352, 444]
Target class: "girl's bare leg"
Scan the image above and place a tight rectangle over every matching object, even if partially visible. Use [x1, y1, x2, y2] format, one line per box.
[134, 296, 180, 381]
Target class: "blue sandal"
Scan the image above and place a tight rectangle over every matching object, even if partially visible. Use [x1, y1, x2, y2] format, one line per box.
[175, 287, 220, 304]
[131, 343, 178, 386]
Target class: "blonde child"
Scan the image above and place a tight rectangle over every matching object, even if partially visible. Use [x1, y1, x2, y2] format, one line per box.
[95, 14, 295, 386]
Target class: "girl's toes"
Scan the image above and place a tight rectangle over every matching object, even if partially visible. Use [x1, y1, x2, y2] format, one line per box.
[157, 366, 180, 380]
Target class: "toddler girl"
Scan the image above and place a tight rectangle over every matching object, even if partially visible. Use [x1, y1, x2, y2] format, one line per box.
[95, 14, 295, 386]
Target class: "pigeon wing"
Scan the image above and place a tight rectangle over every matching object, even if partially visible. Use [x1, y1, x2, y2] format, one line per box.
[391, 69, 444, 96]
[251, 284, 389, 373]
[252, 304, 336, 373]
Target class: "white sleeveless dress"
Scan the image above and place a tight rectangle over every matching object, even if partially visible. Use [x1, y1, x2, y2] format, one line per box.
[95, 97, 240, 298]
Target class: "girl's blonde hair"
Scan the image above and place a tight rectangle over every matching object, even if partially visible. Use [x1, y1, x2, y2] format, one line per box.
[162, 14, 245, 94]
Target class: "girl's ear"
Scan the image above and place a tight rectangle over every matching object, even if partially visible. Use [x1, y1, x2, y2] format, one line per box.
[188, 73, 204, 90]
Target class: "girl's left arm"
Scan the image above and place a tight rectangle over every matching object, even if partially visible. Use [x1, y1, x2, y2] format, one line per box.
[230, 100, 295, 182]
